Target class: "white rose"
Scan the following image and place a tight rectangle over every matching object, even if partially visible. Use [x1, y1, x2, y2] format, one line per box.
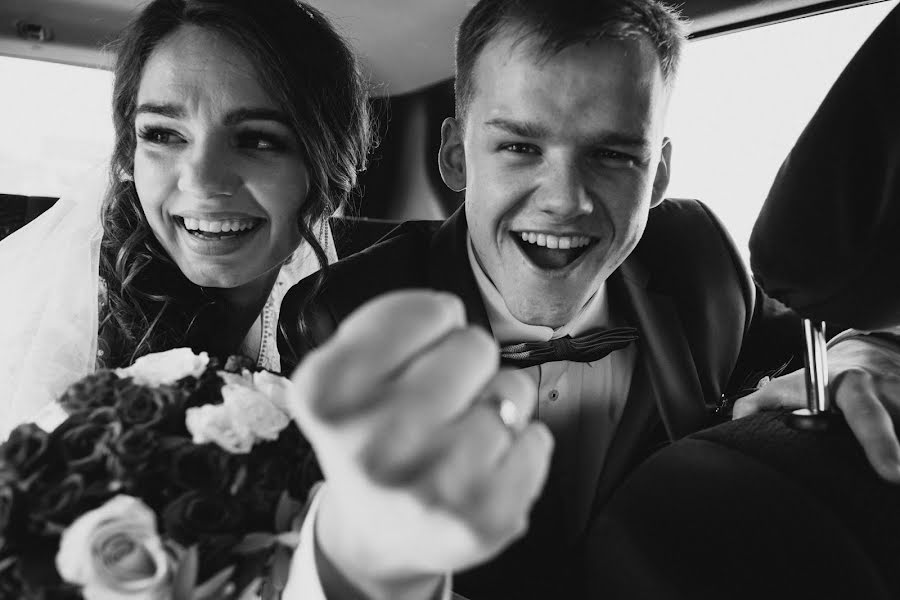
[185, 403, 255, 454]
[222, 382, 291, 441]
[252, 370, 294, 414]
[56, 495, 171, 600]
[116, 348, 209, 386]
[218, 369, 254, 388]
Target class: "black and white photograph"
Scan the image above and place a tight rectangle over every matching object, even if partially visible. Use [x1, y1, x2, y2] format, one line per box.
[1, 0, 899, 598]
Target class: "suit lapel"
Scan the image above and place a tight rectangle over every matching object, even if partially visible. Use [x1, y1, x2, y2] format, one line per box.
[590, 256, 708, 511]
[426, 206, 493, 333]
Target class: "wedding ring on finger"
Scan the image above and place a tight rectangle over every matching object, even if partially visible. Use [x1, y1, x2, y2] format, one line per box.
[496, 397, 521, 432]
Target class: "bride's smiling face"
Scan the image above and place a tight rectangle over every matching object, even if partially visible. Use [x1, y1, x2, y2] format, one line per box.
[133, 25, 310, 290]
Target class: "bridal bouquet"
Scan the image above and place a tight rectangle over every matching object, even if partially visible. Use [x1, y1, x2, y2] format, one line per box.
[0, 349, 321, 599]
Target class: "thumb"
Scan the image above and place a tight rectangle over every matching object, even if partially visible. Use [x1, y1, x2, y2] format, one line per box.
[732, 370, 806, 420]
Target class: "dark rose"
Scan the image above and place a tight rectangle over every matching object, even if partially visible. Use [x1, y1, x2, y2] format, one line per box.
[178, 368, 226, 412]
[163, 491, 245, 545]
[60, 423, 110, 473]
[57, 370, 122, 414]
[116, 384, 168, 428]
[31, 473, 84, 524]
[243, 454, 291, 523]
[2, 423, 49, 476]
[88, 406, 120, 427]
[0, 480, 16, 536]
[112, 427, 157, 470]
[170, 444, 233, 494]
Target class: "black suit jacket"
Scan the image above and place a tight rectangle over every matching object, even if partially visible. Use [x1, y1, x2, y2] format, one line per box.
[279, 199, 802, 599]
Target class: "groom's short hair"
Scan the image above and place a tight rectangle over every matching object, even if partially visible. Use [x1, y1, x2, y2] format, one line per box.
[453, 0, 688, 123]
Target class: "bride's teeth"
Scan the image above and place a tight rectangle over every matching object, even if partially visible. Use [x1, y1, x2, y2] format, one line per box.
[558, 237, 572, 249]
[546, 234, 559, 249]
[182, 218, 258, 233]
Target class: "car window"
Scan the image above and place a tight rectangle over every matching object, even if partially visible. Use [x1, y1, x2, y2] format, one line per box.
[665, 0, 898, 262]
[0, 57, 113, 197]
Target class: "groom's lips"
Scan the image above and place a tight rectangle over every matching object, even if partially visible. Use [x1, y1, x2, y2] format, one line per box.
[511, 231, 598, 271]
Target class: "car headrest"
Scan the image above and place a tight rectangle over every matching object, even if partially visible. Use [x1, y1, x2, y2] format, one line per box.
[749, 4, 900, 330]
[584, 412, 900, 599]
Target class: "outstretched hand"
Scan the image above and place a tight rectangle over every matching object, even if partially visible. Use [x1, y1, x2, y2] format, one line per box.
[288, 290, 553, 595]
[733, 336, 900, 483]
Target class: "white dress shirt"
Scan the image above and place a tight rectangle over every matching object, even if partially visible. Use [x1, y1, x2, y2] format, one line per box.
[467, 237, 636, 540]
[285, 234, 637, 598]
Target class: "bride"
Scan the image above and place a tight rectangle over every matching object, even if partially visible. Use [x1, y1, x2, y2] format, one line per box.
[0, 0, 372, 435]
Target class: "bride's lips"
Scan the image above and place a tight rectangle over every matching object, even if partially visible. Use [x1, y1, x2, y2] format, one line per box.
[172, 212, 265, 256]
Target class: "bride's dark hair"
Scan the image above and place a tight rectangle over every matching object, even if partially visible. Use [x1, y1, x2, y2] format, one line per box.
[98, 0, 372, 366]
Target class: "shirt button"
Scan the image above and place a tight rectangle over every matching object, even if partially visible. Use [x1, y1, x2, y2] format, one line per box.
[548, 389, 559, 402]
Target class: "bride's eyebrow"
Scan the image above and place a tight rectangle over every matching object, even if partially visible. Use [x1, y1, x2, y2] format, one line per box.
[135, 102, 184, 119]
[134, 104, 291, 128]
[224, 108, 291, 127]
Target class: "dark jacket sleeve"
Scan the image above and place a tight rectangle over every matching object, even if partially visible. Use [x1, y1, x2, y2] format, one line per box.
[277, 272, 340, 375]
[724, 285, 805, 398]
[690, 201, 806, 401]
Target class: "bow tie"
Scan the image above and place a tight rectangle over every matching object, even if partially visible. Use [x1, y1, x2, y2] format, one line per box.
[499, 326, 639, 369]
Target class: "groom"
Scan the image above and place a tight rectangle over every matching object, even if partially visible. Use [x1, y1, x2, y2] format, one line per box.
[280, 0, 900, 598]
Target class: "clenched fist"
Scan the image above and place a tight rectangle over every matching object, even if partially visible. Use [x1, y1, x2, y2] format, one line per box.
[289, 291, 553, 595]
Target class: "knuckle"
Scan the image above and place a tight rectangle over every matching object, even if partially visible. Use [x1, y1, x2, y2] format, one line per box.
[458, 326, 500, 364]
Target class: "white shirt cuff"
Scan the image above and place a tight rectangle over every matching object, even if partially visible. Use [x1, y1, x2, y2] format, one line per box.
[282, 482, 328, 600]
[827, 325, 900, 348]
[282, 482, 454, 600]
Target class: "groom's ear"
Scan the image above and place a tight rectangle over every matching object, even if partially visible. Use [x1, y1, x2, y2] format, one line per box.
[439, 117, 467, 192]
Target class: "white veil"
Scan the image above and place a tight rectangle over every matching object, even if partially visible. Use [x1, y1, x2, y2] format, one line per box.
[0, 168, 106, 437]
[0, 168, 337, 438]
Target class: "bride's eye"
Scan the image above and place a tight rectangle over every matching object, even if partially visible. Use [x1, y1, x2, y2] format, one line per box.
[236, 131, 288, 152]
[137, 127, 183, 145]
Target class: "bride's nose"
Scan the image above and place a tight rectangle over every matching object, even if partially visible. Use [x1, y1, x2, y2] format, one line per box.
[177, 140, 238, 198]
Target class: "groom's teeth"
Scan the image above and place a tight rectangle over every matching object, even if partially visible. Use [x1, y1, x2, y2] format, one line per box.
[518, 232, 593, 249]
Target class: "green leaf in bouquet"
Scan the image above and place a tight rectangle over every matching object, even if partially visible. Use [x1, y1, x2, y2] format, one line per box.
[265, 546, 293, 598]
[159, 436, 189, 452]
[0, 556, 15, 573]
[192, 563, 235, 600]
[229, 463, 248, 496]
[274, 491, 303, 532]
[234, 577, 263, 600]
[233, 532, 276, 555]
[274, 531, 301, 549]
[171, 544, 199, 600]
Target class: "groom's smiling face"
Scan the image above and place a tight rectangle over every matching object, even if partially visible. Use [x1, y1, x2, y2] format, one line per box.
[133, 26, 310, 292]
[440, 31, 672, 328]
